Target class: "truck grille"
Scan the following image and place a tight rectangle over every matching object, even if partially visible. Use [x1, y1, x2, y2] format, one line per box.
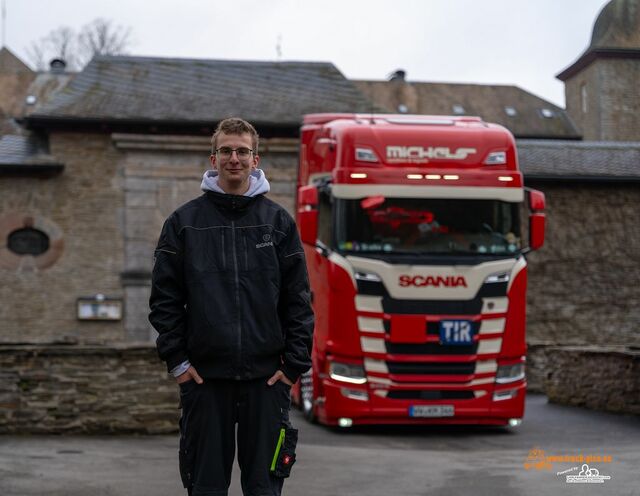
[386, 390, 474, 400]
[387, 361, 475, 376]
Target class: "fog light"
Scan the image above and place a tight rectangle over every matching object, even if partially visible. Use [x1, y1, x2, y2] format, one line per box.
[508, 418, 522, 427]
[341, 388, 369, 401]
[330, 361, 367, 385]
[493, 389, 518, 402]
[338, 418, 353, 428]
[496, 363, 525, 384]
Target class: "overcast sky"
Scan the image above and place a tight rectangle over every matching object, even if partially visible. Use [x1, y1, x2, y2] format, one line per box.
[3, 0, 610, 107]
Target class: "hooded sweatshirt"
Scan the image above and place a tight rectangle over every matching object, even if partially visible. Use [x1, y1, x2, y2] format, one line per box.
[170, 168, 271, 377]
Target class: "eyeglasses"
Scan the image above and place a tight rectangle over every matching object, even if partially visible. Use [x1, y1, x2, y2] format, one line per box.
[215, 147, 254, 160]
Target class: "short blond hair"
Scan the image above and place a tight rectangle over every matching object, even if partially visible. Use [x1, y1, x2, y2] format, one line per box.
[211, 117, 259, 154]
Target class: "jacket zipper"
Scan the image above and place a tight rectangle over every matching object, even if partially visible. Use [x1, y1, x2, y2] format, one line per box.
[231, 221, 241, 378]
[243, 233, 248, 270]
[221, 230, 226, 269]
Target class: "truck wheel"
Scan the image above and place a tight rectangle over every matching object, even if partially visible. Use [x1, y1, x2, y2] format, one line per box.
[300, 370, 316, 423]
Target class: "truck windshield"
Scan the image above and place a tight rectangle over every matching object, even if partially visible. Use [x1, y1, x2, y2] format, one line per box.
[335, 197, 521, 255]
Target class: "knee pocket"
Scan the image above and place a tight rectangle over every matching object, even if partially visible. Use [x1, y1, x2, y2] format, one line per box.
[270, 425, 298, 478]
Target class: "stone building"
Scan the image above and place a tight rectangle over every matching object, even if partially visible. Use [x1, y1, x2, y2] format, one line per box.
[557, 0, 640, 140]
[0, 0, 638, 433]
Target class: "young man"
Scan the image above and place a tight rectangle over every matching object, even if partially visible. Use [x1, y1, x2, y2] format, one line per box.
[149, 117, 314, 496]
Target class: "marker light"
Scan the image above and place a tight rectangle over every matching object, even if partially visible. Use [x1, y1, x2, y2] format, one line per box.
[407, 174, 423, 180]
[350, 173, 368, 179]
[493, 389, 518, 402]
[484, 272, 510, 284]
[341, 388, 369, 401]
[484, 151, 507, 165]
[425, 174, 441, 180]
[498, 176, 514, 182]
[443, 175, 459, 180]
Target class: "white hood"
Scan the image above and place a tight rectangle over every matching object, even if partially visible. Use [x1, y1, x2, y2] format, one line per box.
[200, 169, 270, 197]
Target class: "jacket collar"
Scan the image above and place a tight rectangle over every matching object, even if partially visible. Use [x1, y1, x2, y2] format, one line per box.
[204, 190, 259, 212]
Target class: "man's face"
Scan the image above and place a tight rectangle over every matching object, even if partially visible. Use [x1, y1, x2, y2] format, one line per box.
[209, 132, 259, 193]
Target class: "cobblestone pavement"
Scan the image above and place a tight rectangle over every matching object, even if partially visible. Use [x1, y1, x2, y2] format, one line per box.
[1, 394, 638, 496]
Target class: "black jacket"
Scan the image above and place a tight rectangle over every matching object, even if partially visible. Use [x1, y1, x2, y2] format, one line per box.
[149, 191, 314, 382]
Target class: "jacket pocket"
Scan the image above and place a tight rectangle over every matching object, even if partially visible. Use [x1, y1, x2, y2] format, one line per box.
[270, 426, 298, 478]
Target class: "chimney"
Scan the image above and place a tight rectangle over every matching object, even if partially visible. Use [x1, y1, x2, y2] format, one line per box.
[49, 58, 67, 74]
[388, 69, 406, 82]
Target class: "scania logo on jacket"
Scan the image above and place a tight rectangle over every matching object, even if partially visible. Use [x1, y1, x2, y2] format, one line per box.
[398, 275, 468, 288]
[256, 233, 274, 249]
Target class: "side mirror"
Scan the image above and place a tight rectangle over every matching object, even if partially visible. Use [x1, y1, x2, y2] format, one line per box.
[529, 213, 545, 251]
[526, 188, 546, 251]
[297, 186, 318, 246]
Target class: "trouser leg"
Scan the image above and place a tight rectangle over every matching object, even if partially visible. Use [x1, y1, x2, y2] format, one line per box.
[179, 380, 236, 496]
[237, 379, 293, 496]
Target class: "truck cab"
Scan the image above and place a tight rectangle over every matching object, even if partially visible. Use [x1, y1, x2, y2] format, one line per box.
[294, 113, 545, 426]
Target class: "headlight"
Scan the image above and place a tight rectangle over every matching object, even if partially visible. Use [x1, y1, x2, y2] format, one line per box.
[330, 361, 367, 384]
[484, 151, 507, 165]
[496, 363, 525, 384]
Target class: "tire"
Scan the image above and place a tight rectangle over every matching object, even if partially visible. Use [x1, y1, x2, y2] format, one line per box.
[300, 369, 316, 423]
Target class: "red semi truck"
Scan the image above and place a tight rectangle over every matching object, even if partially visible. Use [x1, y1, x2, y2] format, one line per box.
[292, 113, 546, 427]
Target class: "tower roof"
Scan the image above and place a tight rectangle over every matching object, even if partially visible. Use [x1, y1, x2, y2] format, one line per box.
[557, 0, 640, 81]
[591, 0, 640, 49]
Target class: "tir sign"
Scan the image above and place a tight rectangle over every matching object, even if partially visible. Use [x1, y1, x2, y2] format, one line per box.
[439, 320, 473, 345]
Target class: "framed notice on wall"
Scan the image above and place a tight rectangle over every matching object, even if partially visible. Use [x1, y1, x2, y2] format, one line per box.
[76, 296, 123, 321]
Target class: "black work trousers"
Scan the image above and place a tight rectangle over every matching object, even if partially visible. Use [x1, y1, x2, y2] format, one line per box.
[178, 377, 297, 496]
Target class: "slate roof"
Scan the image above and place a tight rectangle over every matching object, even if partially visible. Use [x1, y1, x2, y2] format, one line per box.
[27, 55, 376, 126]
[0, 134, 63, 173]
[518, 140, 640, 181]
[353, 80, 580, 139]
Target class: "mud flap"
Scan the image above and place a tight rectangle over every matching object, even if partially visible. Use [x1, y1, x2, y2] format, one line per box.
[270, 426, 298, 478]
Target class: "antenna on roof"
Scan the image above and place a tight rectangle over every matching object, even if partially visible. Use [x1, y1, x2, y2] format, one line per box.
[276, 34, 282, 61]
[1, 0, 6, 47]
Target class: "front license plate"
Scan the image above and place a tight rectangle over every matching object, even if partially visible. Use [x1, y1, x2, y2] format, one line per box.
[409, 405, 454, 418]
[439, 320, 473, 345]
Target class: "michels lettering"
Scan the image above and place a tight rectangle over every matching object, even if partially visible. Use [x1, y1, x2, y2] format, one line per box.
[399, 275, 468, 288]
[386, 146, 477, 162]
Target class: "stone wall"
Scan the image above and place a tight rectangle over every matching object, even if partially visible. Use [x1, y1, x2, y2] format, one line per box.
[0, 132, 126, 344]
[543, 346, 640, 415]
[524, 182, 640, 348]
[0, 344, 178, 434]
